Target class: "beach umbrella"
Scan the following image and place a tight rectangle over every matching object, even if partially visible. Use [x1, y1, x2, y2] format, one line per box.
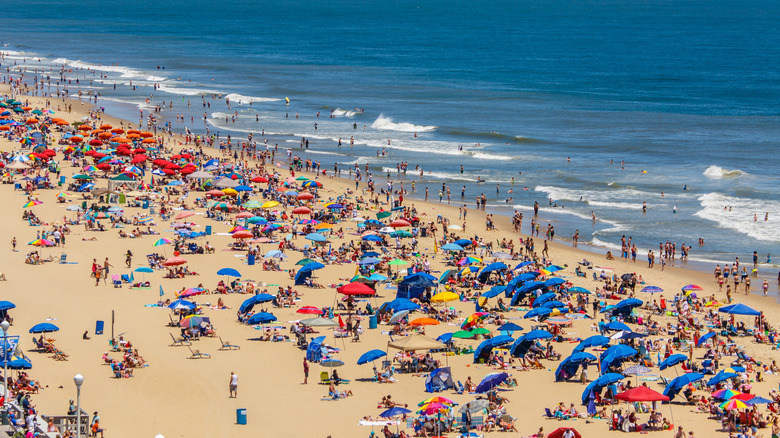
[622, 365, 653, 376]
[389, 311, 410, 324]
[337, 282, 375, 296]
[441, 243, 464, 251]
[544, 277, 566, 287]
[180, 315, 209, 328]
[247, 312, 277, 325]
[567, 286, 591, 294]
[305, 233, 327, 242]
[682, 284, 703, 293]
[711, 388, 742, 400]
[379, 407, 411, 419]
[572, 335, 611, 353]
[603, 321, 631, 332]
[261, 201, 279, 209]
[663, 373, 704, 401]
[548, 428, 581, 438]
[458, 399, 490, 415]
[523, 307, 551, 319]
[297, 306, 323, 315]
[419, 396, 457, 407]
[417, 402, 451, 415]
[719, 399, 752, 410]
[384, 298, 419, 313]
[640, 285, 663, 294]
[659, 354, 688, 370]
[746, 397, 773, 404]
[481, 285, 506, 299]
[431, 291, 459, 303]
[409, 317, 440, 327]
[357, 349, 387, 365]
[153, 238, 172, 246]
[320, 359, 344, 368]
[23, 200, 43, 208]
[3, 356, 32, 370]
[28, 239, 55, 247]
[29, 323, 60, 334]
[163, 256, 187, 266]
[696, 332, 716, 347]
[217, 267, 242, 278]
[708, 371, 738, 387]
[168, 299, 196, 310]
[497, 322, 523, 333]
[474, 372, 508, 393]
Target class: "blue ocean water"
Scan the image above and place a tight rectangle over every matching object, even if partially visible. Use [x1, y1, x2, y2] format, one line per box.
[1, 0, 779, 271]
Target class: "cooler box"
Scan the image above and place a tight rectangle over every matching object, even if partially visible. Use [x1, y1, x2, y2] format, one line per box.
[236, 409, 247, 425]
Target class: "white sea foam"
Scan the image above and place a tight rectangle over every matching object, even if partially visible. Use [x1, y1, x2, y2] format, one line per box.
[694, 192, 780, 242]
[469, 152, 515, 161]
[587, 200, 644, 210]
[225, 93, 280, 104]
[703, 165, 746, 179]
[511, 204, 594, 221]
[370, 114, 436, 133]
[535, 185, 666, 204]
[331, 108, 358, 118]
[157, 84, 220, 96]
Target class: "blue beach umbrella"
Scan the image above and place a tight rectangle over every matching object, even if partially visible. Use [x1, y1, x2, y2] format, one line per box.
[247, 312, 277, 325]
[659, 353, 688, 370]
[357, 349, 387, 365]
[305, 233, 327, 242]
[573, 335, 611, 353]
[380, 407, 412, 418]
[474, 372, 508, 393]
[707, 371, 738, 386]
[441, 243, 464, 251]
[217, 267, 242, 278]
[168, 299, 196, 310]
[29, 323, 59, 333]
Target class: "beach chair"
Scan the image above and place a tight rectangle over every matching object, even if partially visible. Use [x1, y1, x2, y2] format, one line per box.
[169, 332, 192, 347]
[112, 275, 122, 288]
[166, 314, 179, 327]
[59, 253, 67, 264]
[218, 337, 240, 350]
[544, 408, 556, 419]
[319, 371, 331, 385]
[455, 380, 465, 394]
[187, 346, 211, 359]
[31, 337, 47, 352]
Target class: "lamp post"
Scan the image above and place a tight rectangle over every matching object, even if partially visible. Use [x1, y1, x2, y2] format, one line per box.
[1, 320, 9, 412]
[73, 374, 84, 438]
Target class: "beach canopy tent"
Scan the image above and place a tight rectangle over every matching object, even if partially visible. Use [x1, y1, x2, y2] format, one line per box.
[510, 329, 552, 357]
[581, 373, 626, 404]
[718, 303, 761, 316]
[238, 294, 275, 313]
[425, 367, 455, 392]
[306, 336, 327, 363]
[294, 262, 325, 285]
[555, 352, 596, 382]
[382, 298, 420, 313]
[599, 344, 638, 374]
[615, 386, 669, 402]
[473, 335, 514, 363]
[477, 262, 507, 282]
[387, 334, 445, 352]
[572, 335, 610, 353]
[663, 373, 704, 402]
[396, 272, 437, 300]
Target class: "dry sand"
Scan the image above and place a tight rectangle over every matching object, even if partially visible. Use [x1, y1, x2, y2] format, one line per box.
[1, 83, 778, 438]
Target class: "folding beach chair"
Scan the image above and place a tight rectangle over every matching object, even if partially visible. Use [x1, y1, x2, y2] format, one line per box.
[169, 332, 192, 347]
[59, 254, 67, 264]
[112, 275, 122, 288]
[95, 320, 104, 335]
[187, 346, 211, 359]
[218, 337, 240, 350]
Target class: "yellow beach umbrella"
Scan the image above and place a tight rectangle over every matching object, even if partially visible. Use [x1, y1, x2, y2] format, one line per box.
[261, 201, 279, 209]
[431, 291, 459, 303]
[222, 188, 238, 196]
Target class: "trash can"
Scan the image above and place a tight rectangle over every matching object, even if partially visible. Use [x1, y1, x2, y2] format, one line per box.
[205, 225, 212, 235]
[247, 254, 255, 265]
[369, 314, 377, 329]
[142, 200, 149, 209]
[236, 409, 247, 425]
[59, 176, 66, 186]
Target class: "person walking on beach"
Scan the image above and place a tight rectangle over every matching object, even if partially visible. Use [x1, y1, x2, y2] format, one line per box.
[125, 250, 133, 268]
[11, 237, 16, 252]
[229, 371, 238, 398]
[303, 357, 309, 384]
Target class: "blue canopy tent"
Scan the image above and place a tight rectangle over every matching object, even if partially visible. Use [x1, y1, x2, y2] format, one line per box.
[599, 344, 638, 374]
[306, 336, 326, 363]
[238, 294, 275, 313]
[718, 303, 761, 316]
[533, 292, 557, 307]
[572, 335, 611, 353]
[581, 373, 626, 404]
[425, 367, 455, 392]
[383, 298, 420, 313]
[555, 352, 596, 382]
[473, 335, 514, 363]
[510, 329, 552, 357]
[397, 272, 437, 300]
[295, 262, 324, 285]
[477, 262, 507, 282]
[663, 373, 704, 402]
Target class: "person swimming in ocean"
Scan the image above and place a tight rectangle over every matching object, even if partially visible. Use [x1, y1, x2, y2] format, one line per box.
[505, 198, 513, 203]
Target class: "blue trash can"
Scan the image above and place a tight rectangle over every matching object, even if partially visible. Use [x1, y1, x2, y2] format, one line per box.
[369, 314, 377, 329]
[142, 200, 149, 209]
[59, 176, 66, 186]
[205, 225, 212, 235]
[236, 409, 247, 425]
[247, 254, 255, 265]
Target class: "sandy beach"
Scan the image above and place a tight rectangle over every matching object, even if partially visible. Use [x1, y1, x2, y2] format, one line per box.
[1, 81, 779, 438]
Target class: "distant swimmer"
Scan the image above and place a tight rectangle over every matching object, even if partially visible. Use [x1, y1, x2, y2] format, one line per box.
[476, 177, 485, 183]
[505, 198, 513, 203]
[507, 189, 513, 193]
[460, 165, 464, 173]
[642, 201, 647, 213]
[673, 204, 678, 214]
[683, 185, 688, 190]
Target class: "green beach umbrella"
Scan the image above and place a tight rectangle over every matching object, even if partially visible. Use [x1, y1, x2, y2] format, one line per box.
[388, 259, 407, 266]
[377, 211, 392, 220]
[452, 330, 475, 339]
[296, 258, 316, 266]
[470, 327, 491, 335]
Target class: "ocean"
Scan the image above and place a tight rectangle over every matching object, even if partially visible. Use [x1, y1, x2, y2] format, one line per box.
[1, 0, 778, 275]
